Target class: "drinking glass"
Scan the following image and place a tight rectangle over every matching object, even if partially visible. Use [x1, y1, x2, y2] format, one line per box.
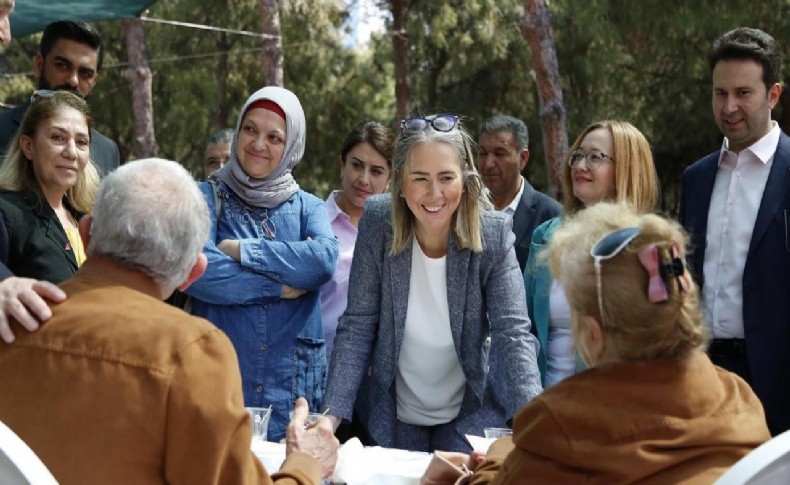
[246, 406, 272, 442]
[484, 427, 513, 440]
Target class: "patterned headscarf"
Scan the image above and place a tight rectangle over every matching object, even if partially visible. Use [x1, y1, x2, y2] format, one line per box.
[212, 86, 306, 208]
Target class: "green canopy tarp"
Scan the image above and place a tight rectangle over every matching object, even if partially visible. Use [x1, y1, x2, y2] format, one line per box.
[10, 1, 157, 38]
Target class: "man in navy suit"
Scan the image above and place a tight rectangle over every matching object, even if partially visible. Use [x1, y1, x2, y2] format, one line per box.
[680, 27, 790, 435]
[478, 115, 560, 271]
[0, 20, 120, 176]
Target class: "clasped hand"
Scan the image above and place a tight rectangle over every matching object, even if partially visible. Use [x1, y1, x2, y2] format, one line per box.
[286, 397, 339, 479]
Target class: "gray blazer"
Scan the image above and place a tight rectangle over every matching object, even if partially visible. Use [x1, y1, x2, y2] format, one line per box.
[324, 194, 542, 447]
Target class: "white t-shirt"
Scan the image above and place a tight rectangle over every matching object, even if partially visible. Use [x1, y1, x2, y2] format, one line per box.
[395, 239, 466, 426]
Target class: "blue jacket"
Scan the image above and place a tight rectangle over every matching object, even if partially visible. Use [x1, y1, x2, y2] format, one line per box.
[522, 217, 562, 385]
[185, 181, 338, 441]
[324, 195, 542, 449]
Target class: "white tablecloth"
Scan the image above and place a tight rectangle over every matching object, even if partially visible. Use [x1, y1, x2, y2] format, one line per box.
[251, 438, 432, 485]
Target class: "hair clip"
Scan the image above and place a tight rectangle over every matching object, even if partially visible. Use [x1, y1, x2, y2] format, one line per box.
[667, 242, 691, 292]
[638, 245, 669, 303]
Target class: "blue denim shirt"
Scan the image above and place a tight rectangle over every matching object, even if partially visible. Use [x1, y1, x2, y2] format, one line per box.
[185, 181, 338, 441]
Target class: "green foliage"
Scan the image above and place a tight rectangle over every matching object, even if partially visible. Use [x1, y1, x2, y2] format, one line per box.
[5, 0, 790, 208]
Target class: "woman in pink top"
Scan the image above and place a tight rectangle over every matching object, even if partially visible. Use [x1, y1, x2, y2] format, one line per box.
[320, 121, 394, 358]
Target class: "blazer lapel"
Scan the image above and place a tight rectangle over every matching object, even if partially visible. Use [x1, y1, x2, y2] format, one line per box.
[510, 182, 534, 244]
[690, 155, 719, 277]
[389, 236, 412, 356]
[45, 218, 78, 271]
[749, 134, 790, 258]
[30, 195, 78, 272]
[446, 238, 470, 356]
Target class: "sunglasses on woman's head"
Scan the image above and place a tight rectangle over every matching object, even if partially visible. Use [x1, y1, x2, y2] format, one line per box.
[32, 89, 56, 101]
[400, 114, 459, 133]
[590, 227, 641, 323]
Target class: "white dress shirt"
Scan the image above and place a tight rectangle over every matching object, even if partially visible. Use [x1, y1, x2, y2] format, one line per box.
[501, 176, 526, 219]
[703, 122, 780, 338]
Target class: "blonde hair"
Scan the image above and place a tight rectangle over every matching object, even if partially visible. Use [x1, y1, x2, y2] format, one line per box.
[0, 91, 99, 214]
[561, 120, 659, 215]
[389, 119, 492, 254]
[546, 202, 706, 361]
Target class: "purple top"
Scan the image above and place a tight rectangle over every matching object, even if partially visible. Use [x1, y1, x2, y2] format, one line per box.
[320, 191, 358, 358]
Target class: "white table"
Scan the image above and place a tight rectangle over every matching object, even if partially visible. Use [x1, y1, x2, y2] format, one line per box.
[251, 438, 432, 485]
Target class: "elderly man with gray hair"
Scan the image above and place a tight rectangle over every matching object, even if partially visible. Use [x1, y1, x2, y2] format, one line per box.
[0, 158, 337, 484]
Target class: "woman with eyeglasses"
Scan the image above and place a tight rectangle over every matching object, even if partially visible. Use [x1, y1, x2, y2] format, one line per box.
[0, 90, 99, 283]
[426, 202, 769, 484]
[320, 121, 394, 359]
[523, 120, 659, 388]
[183, 86, 339, 442]
[322, 114, 542, 452]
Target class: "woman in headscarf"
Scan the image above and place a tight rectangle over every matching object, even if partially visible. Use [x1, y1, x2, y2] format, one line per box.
[185, 86, 339, 442]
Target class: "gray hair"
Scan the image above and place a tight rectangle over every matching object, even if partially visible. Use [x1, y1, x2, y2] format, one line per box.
[87, 158, 210, 291]
[480, 115, 529, 151]
[206, 128, 234, 146]
[389, 119, 492, 254]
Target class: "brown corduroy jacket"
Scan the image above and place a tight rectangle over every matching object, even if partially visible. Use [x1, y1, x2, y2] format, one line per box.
[469, 350, 770, 485]
[0, 257, 321, 485]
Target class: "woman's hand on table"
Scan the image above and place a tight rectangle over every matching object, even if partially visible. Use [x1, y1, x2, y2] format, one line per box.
[286, 397, 339, 479]
[420, 450, 484, 485]
[217, 239, 241, 261]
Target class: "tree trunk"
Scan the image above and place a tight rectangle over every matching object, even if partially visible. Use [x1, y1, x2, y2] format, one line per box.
[258, 0, 284, 87]
[522, 0, 568, 200]
[391, 0, 412, 120]
[427, 50, 448, 110]
[122, 18, 157, 159]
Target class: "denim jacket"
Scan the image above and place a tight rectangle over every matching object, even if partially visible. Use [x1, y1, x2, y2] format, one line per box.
[186, 181, 338, 441]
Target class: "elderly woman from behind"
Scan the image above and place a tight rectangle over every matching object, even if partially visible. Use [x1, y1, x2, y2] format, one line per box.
[184, 86, 339, 442]
[425, 202, 770, 484]
[323, 114, 541, 452]
[0, 90, 99, 283]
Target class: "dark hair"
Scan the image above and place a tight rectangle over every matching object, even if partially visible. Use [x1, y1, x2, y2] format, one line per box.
[708, 27, 781, 89]
[40, 20, 103, 71]
[340, 121, 394, 168]
[479, 115, 529, 151]
[206, 128, 234, 146]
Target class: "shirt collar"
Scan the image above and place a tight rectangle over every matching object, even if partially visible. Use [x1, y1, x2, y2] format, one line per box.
[325, 190, 349, 223]
[719, 121, 780, 166]
[503, 176, 525, 214]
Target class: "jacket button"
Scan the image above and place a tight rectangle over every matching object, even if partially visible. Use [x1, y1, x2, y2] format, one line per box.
[261, 344, 267, 351]
[484, 336, 491, 348]
[256, 386, 263, 393]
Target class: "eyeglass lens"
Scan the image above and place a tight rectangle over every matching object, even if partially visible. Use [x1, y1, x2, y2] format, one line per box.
[570, 150, 605, 168]
[401, 114, 459, 133]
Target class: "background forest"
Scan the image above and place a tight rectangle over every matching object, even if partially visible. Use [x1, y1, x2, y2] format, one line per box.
[3, 0, 790, 213]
